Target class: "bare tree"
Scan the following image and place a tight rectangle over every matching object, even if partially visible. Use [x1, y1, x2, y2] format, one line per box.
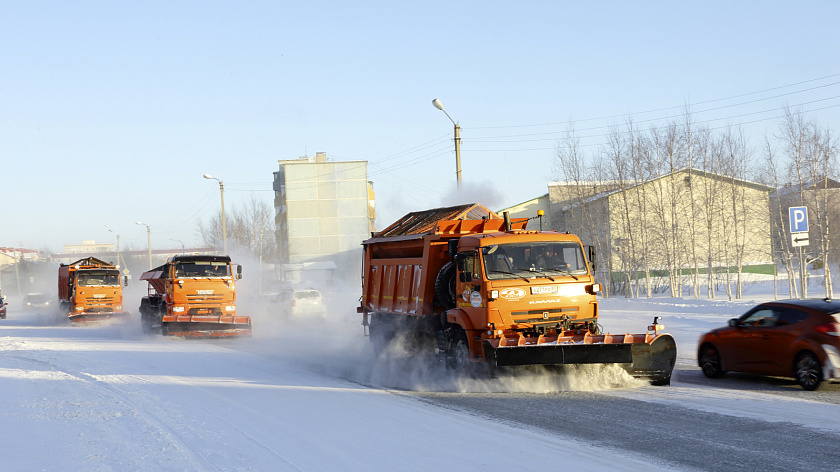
[553, 123, 613, 295]
[197, 195, 278, 263]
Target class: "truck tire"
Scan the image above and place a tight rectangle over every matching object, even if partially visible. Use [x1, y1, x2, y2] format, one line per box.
[369, 313, 394, 356]
[139, 298, 152, 334]
[435, 262, 456, 309]
[445, 328, 471, 370]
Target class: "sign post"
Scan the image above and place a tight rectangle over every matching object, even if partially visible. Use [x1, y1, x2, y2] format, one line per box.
[789, 206, 809, 297]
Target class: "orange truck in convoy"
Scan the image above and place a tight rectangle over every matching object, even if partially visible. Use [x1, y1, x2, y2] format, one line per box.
[359, 204, 677, 384]
[138, 254, 252, 337]
[58, 257, 129, 324]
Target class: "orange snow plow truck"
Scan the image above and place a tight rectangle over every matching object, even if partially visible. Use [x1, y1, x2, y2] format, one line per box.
[359, 204, 677, 385]
[139, 254, 251, 338]
[58, 257, 130, 324]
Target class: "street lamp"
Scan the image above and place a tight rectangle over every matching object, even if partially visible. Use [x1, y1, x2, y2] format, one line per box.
[135, 221, 152, 270]
[203, 173, 227, 254]
[105, 225, 123, 268]
[432, 98, 462, 189]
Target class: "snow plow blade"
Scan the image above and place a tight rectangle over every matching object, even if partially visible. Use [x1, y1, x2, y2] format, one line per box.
[69, 311, 131, 325]
[162, 314, 252, 338]
[483, 333, 677, 385]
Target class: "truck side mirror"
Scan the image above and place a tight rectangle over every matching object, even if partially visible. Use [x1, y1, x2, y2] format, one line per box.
[587, 246, 597, 272]
[123, 276, 129, 287]
[237, 264, 243, 280]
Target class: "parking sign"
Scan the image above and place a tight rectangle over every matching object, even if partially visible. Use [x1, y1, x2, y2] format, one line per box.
[789, 206, 808, 233]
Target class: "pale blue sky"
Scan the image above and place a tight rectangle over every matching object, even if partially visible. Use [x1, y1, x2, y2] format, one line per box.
[2, 1, 839, 252]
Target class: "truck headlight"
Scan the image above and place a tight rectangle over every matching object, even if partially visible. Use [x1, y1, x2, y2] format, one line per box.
[115, 305, 122, 311]
[225, 306, 235, 312]
[172, 306, 185, 313]
[76, 306, 84, 312]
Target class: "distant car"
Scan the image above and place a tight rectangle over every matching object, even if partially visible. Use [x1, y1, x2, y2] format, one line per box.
[698, 299, 840, 390]
[273, 288, 327, 320]
[22, 293, 52, 311]
[0, 298, 6, 319]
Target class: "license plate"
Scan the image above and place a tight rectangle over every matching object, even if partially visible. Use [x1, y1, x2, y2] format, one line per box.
[531, 285, 558, 295]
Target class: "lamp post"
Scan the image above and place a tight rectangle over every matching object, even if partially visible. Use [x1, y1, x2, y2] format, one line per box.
[135, 221, 152, 270]
[203, 173, 227, 254]
[432, 98, 462, 189]
[170, 239, 185, 251]
[105, 225, 123, 268]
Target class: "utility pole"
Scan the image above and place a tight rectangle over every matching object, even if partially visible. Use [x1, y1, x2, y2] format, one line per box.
[432, 98, 462, 189]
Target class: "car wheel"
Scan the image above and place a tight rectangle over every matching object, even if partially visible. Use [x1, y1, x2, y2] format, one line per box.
[699, 344, 726, 378]
[794, 352, 822, 391]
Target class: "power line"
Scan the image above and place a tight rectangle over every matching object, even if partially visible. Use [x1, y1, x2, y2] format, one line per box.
[471, 73, 840, 130]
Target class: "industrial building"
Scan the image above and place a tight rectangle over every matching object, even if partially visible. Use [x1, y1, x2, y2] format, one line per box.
[273, 152, 375, 283]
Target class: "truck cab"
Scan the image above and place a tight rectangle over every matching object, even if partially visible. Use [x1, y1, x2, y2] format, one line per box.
[448, 231, 600, 362]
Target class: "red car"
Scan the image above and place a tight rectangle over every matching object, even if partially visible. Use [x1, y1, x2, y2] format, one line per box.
[0, 298, 6, 319]
[698, 299, 840, 390]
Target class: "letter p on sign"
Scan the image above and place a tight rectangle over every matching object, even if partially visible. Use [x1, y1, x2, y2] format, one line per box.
[789, 206, 809, 233]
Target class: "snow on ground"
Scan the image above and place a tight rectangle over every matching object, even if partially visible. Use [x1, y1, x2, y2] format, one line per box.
[1, 305, 672, 471]
[1, 278, 837, 471]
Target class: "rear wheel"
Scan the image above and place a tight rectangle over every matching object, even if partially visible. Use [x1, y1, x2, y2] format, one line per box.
[139, 299, 152, 334]
[369, 313, 394, 356]
[699, 344, 726, 378]
[794, 352, 822, 391]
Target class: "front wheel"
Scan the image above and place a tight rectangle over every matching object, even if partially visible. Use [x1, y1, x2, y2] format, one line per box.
[794, 352, 822, 391]
[445, 329, 471, 371]
[699, 344, 726, 378]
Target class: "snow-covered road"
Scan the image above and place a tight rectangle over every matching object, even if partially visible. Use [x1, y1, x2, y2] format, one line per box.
[2, 291, 839, 471]
[0, 314, 673, 471]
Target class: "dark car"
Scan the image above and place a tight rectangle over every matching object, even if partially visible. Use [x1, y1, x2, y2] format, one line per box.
[22, 293, 52, 311]
[698, 299, 840, 390]
[0, 298, 6, 319]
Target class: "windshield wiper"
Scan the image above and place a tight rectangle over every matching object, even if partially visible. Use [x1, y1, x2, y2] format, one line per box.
[490, 269, 531, 282]
[546, 268, 579, 280]
[517, 267, 555, 281]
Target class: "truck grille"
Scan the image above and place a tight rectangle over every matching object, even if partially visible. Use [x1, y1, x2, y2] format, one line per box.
[86, 307, 115, 313]
[83, 296, 115, 312]
[510, 307, 579, 324]
[188, 307, 223, 316]
[187, 294, 224, 302]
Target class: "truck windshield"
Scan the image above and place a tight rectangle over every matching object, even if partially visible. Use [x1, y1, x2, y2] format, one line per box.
[174, 261, 230, 278]
[481, 241, 588, 280]
[77, 271, 121, 286]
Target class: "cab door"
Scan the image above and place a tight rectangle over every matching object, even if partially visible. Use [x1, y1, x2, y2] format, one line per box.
[455, 251, 483, 314]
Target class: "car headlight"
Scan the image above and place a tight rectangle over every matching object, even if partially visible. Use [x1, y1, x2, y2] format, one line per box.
[172, 306, 185, 313]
